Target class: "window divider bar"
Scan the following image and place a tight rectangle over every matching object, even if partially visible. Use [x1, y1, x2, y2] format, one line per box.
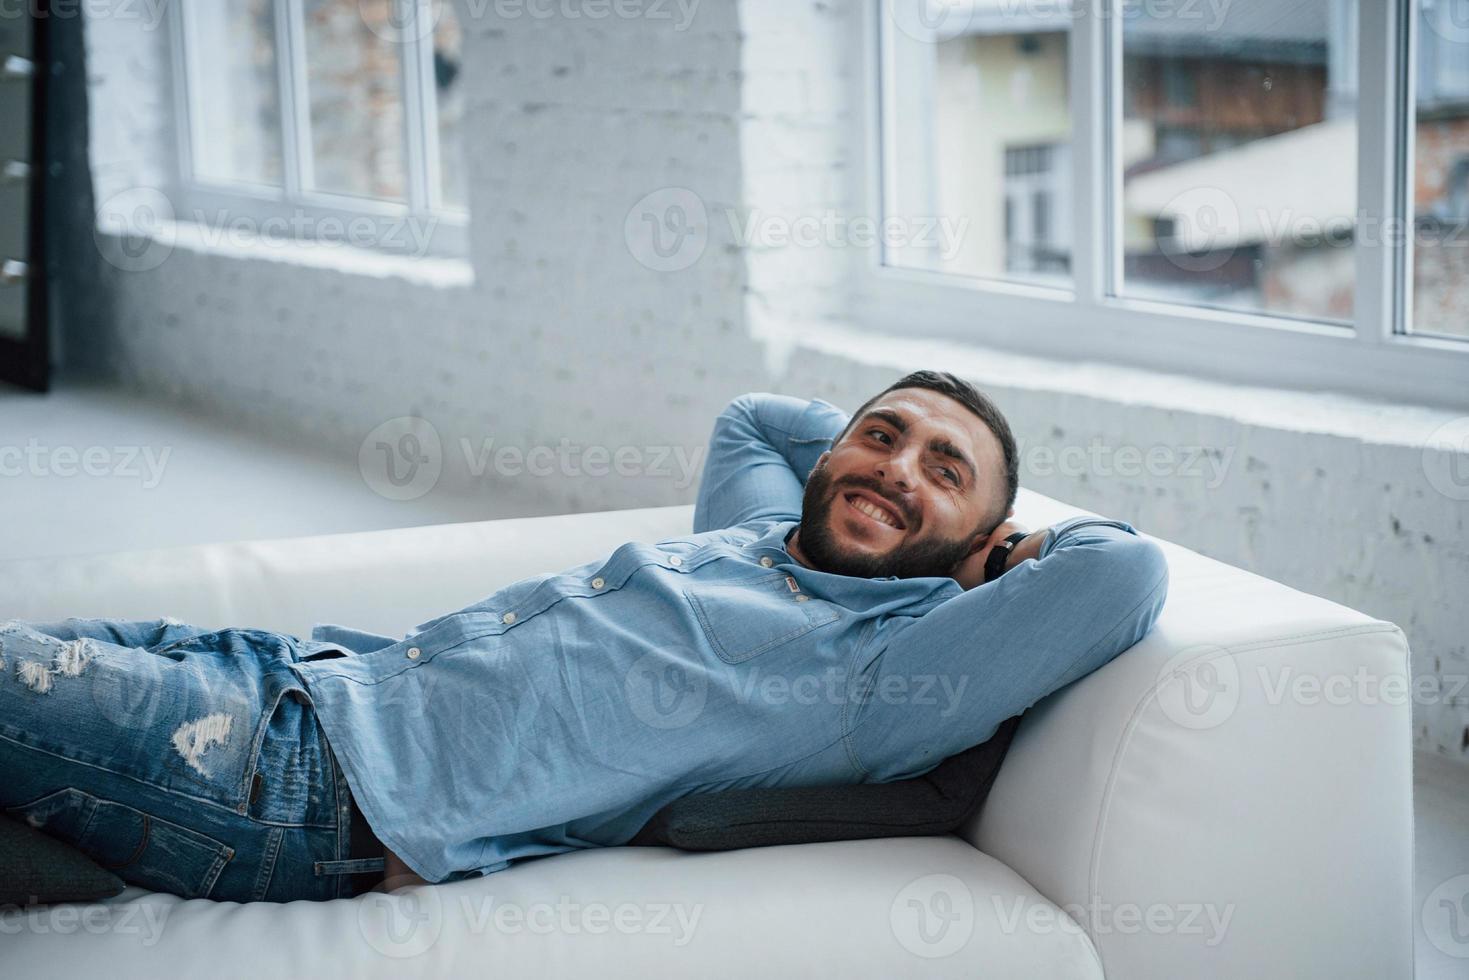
[1070, 0, 1110, 309]
[277, 0, 313, 201]
[1397, 0, 1418, 340]
[1355, 0, 1402, 347]
[166, 5, 196, 191]
[399, 0, 437, 215]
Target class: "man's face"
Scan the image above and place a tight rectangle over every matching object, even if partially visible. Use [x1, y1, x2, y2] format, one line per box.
[795, 388, 1005, 580]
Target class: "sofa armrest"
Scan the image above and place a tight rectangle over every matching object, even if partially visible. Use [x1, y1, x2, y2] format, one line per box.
[960, 537, 1415, 980]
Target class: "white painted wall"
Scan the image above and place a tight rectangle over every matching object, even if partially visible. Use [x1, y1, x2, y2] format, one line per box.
[55, 0, 1469, 766]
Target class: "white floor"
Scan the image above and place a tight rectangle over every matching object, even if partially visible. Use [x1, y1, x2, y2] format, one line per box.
[4, 380, 1467, 976]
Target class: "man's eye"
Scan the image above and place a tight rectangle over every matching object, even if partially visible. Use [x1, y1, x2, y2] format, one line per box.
[940, 467, 960, 485]
[867, 429, 892, 444]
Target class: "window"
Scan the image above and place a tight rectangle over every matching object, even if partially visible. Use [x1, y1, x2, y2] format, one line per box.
[1410, 0, 1469, 340]
[882, 5, 1073, 286]
[171, 0, 467, 256]
[868, 0, 1467, 409]
[1120, 0, 1358, 322]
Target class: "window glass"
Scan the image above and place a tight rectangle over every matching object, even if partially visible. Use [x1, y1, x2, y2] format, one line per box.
[883, 2, 1074, 286]
[1410, 0, 1469, 340]
[303, 0, 407, 201]
[187, 2, 284, 186]
[1118, 0, 1358, 323]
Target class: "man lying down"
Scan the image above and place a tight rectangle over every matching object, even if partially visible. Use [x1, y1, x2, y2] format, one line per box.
[1, 370, 1168, 901]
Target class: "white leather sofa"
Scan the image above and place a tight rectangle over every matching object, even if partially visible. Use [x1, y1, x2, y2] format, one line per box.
[1, 489, 1414, 978]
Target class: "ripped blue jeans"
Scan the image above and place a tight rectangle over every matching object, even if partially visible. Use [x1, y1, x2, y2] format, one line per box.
[0, 618, 385, 903]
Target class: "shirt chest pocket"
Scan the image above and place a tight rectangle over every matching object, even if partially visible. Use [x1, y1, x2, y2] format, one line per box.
[683, 572, 840, 664]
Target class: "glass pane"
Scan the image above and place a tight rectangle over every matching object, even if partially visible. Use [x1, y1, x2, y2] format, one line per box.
[1410, 0, 1469, 341]
[1119, 0, 1357, 323]
[186, 2, 283, 186]
[434, 2, 467, 212]
[882, 2, 1074, 287]
[303, 0, 407, 201]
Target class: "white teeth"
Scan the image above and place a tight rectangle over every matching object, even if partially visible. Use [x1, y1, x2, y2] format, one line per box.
[849, 495, 899, 528]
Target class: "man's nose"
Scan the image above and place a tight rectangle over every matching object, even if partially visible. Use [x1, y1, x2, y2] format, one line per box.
[875, 452, 920, 493]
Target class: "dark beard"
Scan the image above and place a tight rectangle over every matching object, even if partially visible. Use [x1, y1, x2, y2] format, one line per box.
[796, 461, 977, 580]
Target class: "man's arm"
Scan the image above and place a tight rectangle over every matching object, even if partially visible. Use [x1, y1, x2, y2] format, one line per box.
[692, 393, 850, 533]
[843, 517, 1170, 782]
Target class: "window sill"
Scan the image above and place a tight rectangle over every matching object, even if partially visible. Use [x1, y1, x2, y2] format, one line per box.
[774, 319, 1462, 449]
[95, 218, 475, 290]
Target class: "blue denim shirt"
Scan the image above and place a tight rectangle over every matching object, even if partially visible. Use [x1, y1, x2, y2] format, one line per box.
[291, 394, 1169, 883]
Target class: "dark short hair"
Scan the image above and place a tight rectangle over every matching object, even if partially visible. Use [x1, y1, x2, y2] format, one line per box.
[836, 370, 1019, 534]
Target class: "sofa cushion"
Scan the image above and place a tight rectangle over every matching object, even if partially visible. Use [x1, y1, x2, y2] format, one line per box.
[629, 714, 1023, 850]
[0, 814, 126, 905]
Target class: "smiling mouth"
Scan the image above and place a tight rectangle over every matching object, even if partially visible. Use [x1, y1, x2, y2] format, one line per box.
[843, 492, 906, 530]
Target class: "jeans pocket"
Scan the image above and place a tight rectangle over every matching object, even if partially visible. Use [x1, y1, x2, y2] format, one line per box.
[8, 788, 235, 899]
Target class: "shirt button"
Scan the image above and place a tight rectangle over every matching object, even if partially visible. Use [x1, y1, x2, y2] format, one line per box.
[668, 555, 683, 567]
[591, 576, 605, 589]
[406, 647, 421, 660]
[795, 595, 810, 603]
[760, 556, 774, 568]
[502, 612, 517, 625]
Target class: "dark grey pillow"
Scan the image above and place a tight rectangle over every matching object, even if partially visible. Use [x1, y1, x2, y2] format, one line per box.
[0, 814, 126, 905]
[629, 713, 1024, 850]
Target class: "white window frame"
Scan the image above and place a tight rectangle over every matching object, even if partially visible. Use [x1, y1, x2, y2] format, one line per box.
[856, 0, 1469, 410]
[166, 0, 466, 258]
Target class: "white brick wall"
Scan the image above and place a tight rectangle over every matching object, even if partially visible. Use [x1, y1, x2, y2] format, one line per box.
[61, 0, 1469, 765]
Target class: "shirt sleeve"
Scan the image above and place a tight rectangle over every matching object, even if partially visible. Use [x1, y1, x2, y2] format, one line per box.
[692, 392, 851, 533]
[843, 516, 1171, 782]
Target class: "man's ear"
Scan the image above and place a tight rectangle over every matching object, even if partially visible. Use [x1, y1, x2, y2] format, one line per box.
[807, 450, 831, 478]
